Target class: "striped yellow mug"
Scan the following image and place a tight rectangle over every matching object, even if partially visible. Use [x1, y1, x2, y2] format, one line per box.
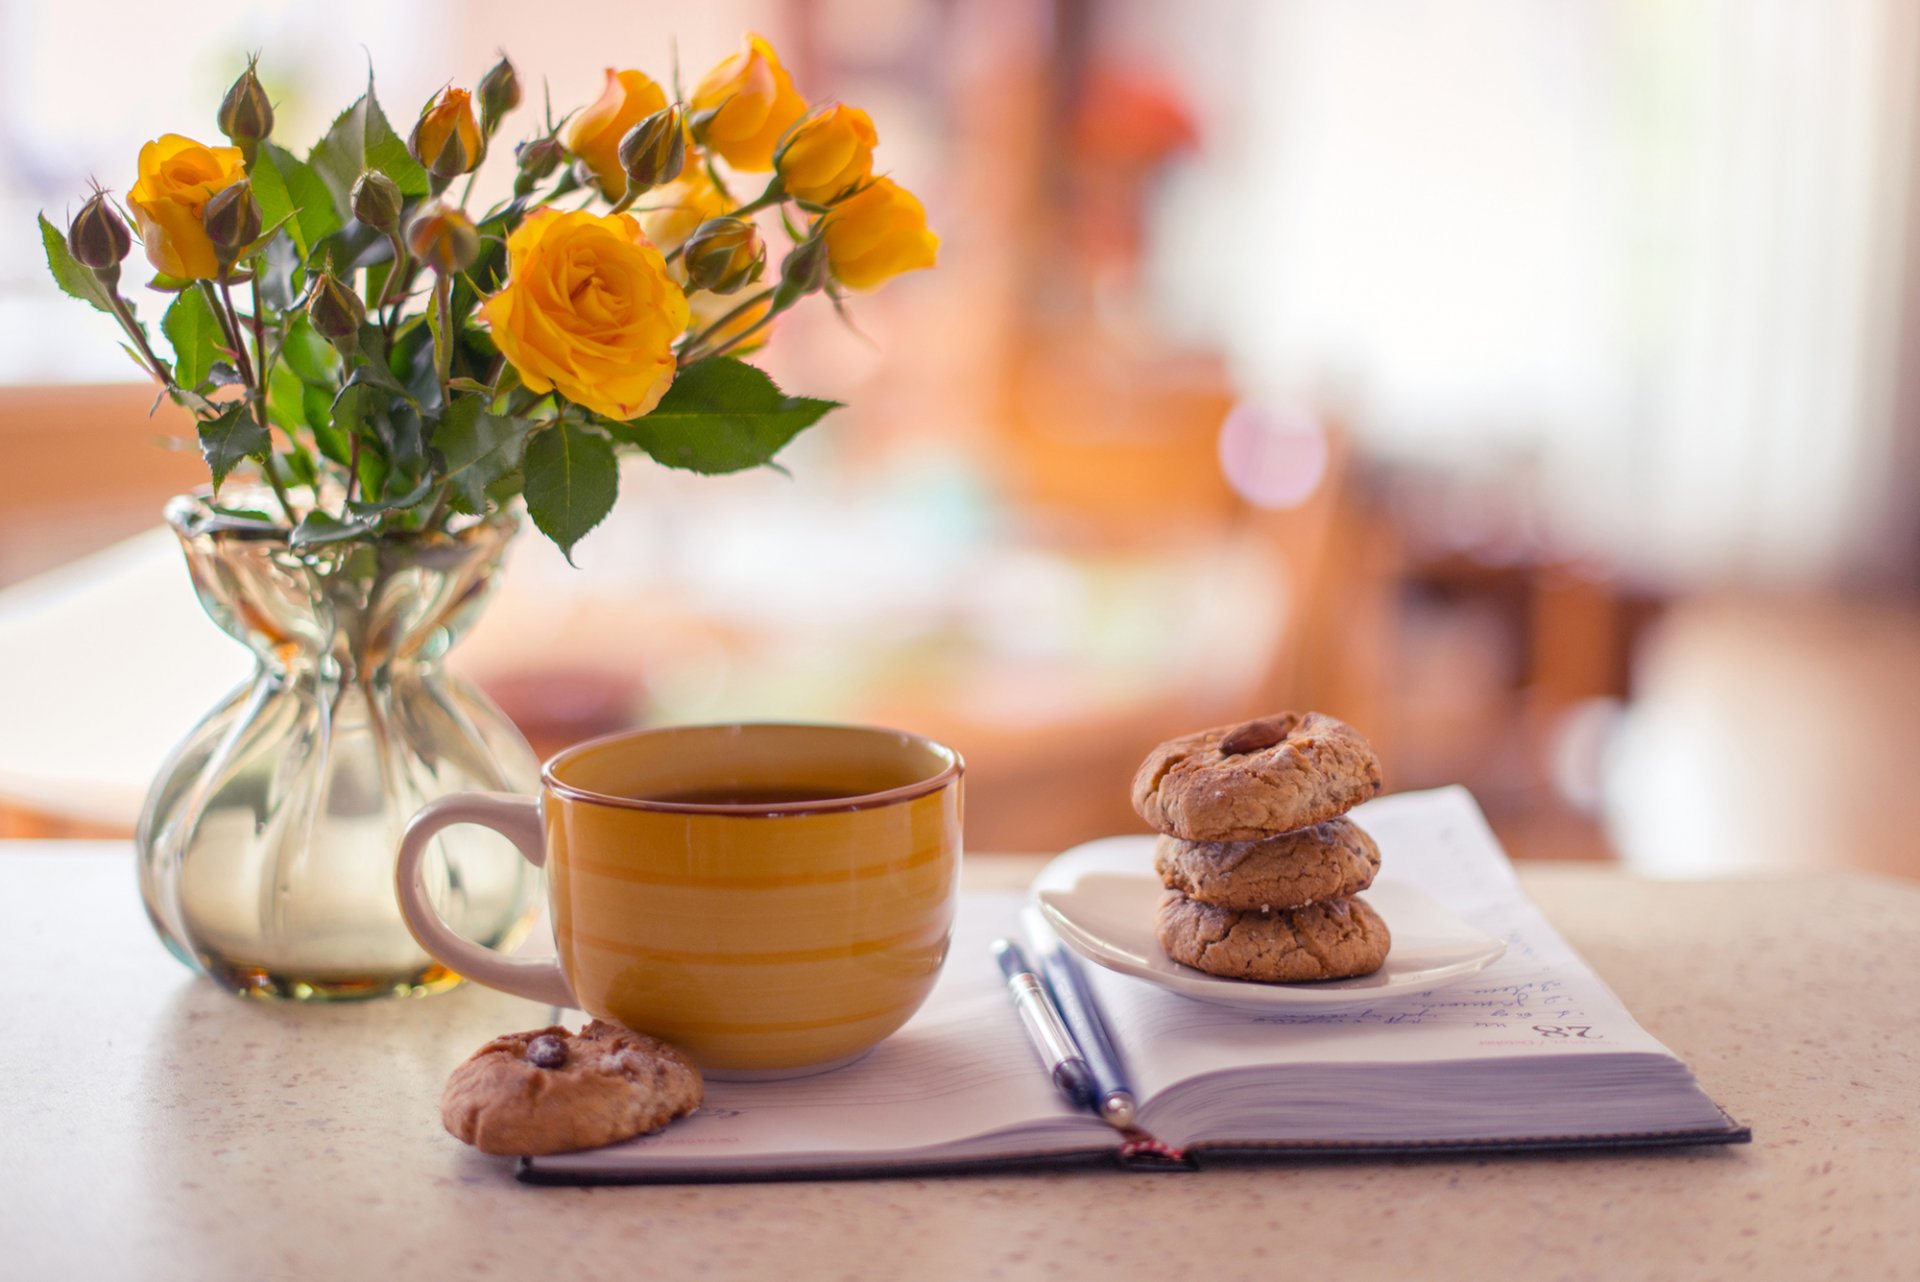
[396, 722, 963, 1077]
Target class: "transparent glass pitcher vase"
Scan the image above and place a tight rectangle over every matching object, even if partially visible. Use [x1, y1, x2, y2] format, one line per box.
[136, 496, 541, 1000]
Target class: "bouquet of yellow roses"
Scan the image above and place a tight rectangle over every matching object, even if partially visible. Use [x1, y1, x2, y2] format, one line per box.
[40, 34, 937, 557]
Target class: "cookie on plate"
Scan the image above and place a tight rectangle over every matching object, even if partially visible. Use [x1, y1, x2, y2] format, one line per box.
[1154, 816, 1380, 912]
[1154, 890, 1391, 982]
[1131, 712, 1383, 842]
[441, 1020, 703, 1156]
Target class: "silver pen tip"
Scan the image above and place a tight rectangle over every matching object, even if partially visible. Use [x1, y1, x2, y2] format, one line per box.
[1101, 1092, 1135, 1128]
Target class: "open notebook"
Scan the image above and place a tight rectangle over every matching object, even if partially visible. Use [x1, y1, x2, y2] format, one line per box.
[520, 787, 1747, 1183]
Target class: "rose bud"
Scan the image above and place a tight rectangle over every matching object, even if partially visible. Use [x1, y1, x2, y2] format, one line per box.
[350, 170, 404, 233]
[307, 270, 366, 350]
[512, 136, 565, 197]
[68, 192, 134, 285]
[681, 217, 765, 296]
[217, 60, 275, 154]
[516, 135, 565, 181]
[406, 201, 480, 274]
[773, 233, 830, 309]
[617, 106, 687, 196]
[477, 54, 521, 130]
[202, 181, 262, 266]
[408, 88, 483, 180]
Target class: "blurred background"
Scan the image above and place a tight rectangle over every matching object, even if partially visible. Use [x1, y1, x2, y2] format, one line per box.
[2, 0, 1917, 877]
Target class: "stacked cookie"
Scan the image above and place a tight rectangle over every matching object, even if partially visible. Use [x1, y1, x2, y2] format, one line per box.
[1131, 712, 1392, 982]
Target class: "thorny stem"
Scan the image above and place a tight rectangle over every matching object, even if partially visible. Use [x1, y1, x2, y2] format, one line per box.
[694, 310, 775, 363]
[204, 280, 253, 387]
[377, 232, 411, 334]
[217, 273, 298, 526]
[247, 275, 270, 406]
[105, 291, 171, 384]
[432, 272, 454, 396]
[676, 286, 776, 365]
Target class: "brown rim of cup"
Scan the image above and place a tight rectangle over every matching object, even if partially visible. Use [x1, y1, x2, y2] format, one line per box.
[539, 721, 965, 816]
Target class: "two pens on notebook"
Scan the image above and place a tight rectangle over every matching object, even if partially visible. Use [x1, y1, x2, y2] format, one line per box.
[990, 926, 1135, 1130]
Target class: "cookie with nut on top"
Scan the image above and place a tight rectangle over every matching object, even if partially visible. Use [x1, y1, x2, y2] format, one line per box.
[441, 1021, 703, 1156]
[1131, 712, 1383, 843]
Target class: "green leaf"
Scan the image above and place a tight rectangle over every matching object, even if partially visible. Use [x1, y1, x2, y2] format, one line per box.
[266, 356, 310, 437]
[308, 76, 430, 224]
[256, 234, 304, 313]
[377, 401, 428, 488]
[604, 357, 839, 475]
[523, 421, 617, 561]
[276, 444, 319, 492]
[290, 510, 375, 549]
[161, 289, 226, 390]
[346, 471, 433, 519]
[278, 314, 335, 385]
[39, 213, 114, 313]
[251, 142, 343, 260]
[197, 402, 270, 490]
[433, 399, 529, 514]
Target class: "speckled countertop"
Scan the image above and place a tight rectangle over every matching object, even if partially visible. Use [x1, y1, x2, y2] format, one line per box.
[3, 844, 1915, 1282]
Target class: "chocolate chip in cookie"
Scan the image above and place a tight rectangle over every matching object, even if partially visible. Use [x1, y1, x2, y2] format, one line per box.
[525, 1033, 568, 1069]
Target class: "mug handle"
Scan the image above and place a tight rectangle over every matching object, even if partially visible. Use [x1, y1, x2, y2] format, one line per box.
[395, 792, 577, 1009]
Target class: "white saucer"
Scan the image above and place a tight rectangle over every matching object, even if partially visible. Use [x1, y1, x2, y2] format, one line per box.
[1031, 835, 1507, 1011]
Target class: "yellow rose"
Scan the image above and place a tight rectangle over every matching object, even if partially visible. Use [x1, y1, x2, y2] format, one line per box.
[690, 34, 807, 172]
[562, 69, 668, 201]
[819, 178, 938, 291]
[127, 133, 247, 280]
[775, 105, 877, 205]
[480, 208, 689, 421]
[640, 167, 730, 266]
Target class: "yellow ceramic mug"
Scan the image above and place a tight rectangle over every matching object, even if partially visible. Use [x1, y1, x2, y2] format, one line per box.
[395, 722, 963, 1076]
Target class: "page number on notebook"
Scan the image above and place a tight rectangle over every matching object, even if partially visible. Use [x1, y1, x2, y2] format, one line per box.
[1531, 1025, 1602, 1040]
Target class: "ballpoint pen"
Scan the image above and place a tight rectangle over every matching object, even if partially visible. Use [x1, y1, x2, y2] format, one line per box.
[991, 938, 1096, 1112]
[1025, 912, 1136, 1129]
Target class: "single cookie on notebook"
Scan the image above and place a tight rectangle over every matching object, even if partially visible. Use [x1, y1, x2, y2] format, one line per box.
[1154, 816, 1380, 912]
[1131, 712, 1383, 842]
[441, 1020, 703, 1156]
[1154, 889, 1391, 982]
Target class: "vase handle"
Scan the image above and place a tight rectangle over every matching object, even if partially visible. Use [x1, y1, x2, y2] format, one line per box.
[395, 792, 576, 1009]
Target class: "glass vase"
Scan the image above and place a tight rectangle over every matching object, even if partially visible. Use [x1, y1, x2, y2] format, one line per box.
[136, 495, 542, 1000]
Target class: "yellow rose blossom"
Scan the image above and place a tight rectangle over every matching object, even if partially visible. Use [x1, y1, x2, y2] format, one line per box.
[819, 177, 938, 291]
[562, 69, 668, 201]
[127, 133, 247, 280]
[640, 167, 731, 276]
[690, 34, 807, 172]
[775, 105, 877, 205]
[480, 208, 688, 421]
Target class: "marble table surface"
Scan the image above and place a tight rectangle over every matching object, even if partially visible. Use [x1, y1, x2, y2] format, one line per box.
[3, 845, 1916, 1282]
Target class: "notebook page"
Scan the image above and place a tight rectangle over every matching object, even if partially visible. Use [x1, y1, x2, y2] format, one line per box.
[1089, 787, 1680, 1105]
[534, 892, 1106, 1176]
